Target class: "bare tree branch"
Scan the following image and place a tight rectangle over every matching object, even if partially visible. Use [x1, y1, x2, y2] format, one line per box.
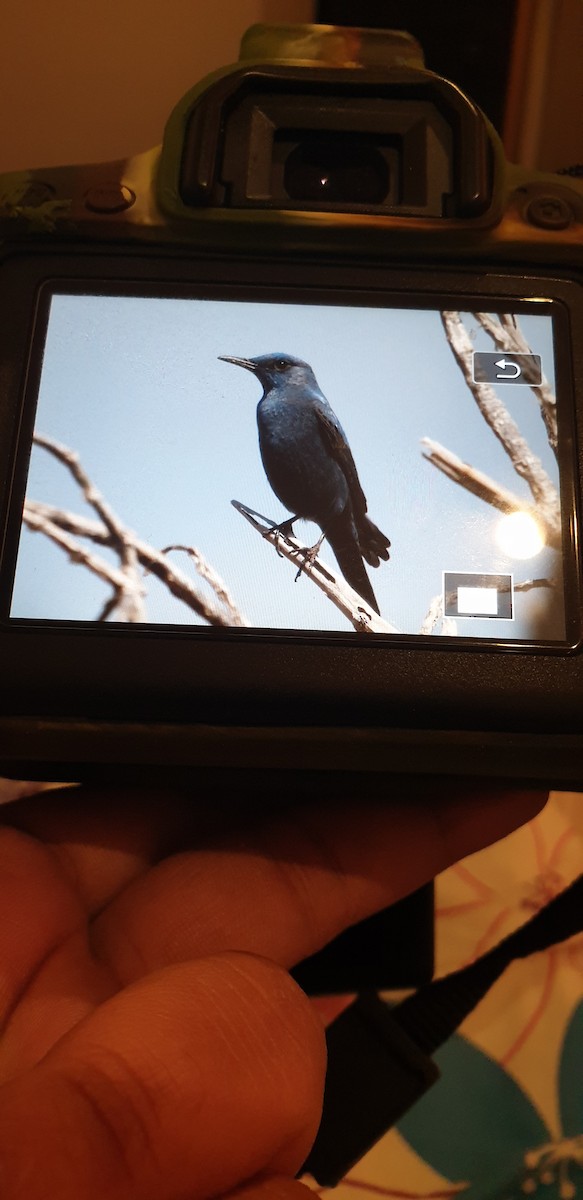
[420, 437, 561, 550]
[162, 544, 247, 624]
[34, 434, 135, 548]
[440, 312, 560, 535]
[514, 578, 555, 592]
[117, 543, 147, 622]
[233, 502, 475, 637]
[25, 502, 107, 543]
[231, 500, 398, 634]
[420, 594, 458, 636]
[474, 312, 557, 451]
[23, 506, 145, 598]
[24, 441, 249, 627]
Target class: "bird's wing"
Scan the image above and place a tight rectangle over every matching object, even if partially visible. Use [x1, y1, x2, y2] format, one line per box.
[313, 403, 368, 519]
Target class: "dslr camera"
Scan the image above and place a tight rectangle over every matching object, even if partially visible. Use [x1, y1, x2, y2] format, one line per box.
[1, 23, 582, 785]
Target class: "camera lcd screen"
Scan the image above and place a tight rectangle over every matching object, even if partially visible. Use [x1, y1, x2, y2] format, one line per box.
[8, 287, 575, 646]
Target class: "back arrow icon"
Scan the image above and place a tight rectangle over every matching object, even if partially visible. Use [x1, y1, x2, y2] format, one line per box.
[495, 358, 521, 379]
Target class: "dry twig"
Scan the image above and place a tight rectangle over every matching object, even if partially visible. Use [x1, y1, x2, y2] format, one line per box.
[420, 594, 458, 637]
[420, 438, 561, 550]
[25, 437, 248, 626]
[474, 311, 557, 450]
[231, 500, 398, 634]
[437, 313, 561, 542]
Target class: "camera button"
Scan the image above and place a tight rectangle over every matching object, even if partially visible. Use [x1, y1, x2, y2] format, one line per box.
[84, 184, 136, 214]
[525, 194, 574, 230]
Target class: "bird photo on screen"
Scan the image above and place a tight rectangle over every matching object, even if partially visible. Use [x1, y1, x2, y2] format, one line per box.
[219, 352, 390, 614]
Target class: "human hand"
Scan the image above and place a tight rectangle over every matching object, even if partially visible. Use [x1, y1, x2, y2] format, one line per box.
[0, 774, 545, 1200]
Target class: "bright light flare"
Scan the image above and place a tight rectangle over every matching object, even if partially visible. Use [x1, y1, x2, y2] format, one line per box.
[495, 512, 546, 559]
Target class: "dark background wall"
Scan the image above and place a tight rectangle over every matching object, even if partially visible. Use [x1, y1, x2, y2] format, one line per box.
[317, 1, 518, 134]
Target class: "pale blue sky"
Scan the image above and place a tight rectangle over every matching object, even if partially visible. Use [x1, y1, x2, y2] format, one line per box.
[11, 292, 564, 641]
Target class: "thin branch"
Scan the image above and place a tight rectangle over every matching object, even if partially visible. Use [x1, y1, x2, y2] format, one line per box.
[474, 312, 557, 451]
[28, 436, 248, 626]
[420, 438, 561, 550]
[118, 542, 147, 622]
[24, 502, 110, 543]
[232, 500, 398, 634]
[32, 434, 155, 619]
[23, 506, 146, 601]
[514, 577, 554, 592]
[24, 499, 249, 627]
[162, 544, 244, 623]
[420, 594, 458, 636]
[33, 434, 134, 550]
[440, 312, 560, 530]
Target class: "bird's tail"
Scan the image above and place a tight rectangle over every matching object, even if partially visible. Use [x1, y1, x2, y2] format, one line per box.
[327, 513, 381, 615]
[357, 514, 391, 569]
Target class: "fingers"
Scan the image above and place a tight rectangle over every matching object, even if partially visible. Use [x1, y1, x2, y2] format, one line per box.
[0, 953, 325, 1200]
[0, 825, 89, 1024]
[0, 771, 359, 914]
[92, 782, 546, 985]
[0, 782, 224, 914]
[2, 774, 546, 926]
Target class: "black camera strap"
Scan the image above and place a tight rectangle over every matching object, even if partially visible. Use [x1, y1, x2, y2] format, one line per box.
[303, 873, 583, 1186]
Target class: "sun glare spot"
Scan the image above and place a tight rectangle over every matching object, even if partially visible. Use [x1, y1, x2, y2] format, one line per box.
[496, 512, 545, 559]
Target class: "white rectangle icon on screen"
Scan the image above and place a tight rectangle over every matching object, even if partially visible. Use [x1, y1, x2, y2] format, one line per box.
[457, 586, 499, 615]
[444, 572, 514, 620]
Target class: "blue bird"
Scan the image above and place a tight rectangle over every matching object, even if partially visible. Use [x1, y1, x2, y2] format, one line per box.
[219, 352, 390, 614]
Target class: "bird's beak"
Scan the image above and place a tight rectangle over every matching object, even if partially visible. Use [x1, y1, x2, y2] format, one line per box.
[218, 355, 257, 373]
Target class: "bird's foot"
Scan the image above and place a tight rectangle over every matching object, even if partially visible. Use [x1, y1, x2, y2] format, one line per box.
[294, 536, 325, 582]
[269, 518, 296, 558]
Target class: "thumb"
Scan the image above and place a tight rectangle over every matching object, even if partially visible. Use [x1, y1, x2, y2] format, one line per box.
[0, 953, 325, 1200]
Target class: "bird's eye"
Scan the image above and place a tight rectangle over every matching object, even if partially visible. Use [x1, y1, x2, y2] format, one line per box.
[275, 359, 288, 371]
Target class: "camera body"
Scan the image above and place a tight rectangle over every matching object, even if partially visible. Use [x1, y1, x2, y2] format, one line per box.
[1, 24, 582, 785]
